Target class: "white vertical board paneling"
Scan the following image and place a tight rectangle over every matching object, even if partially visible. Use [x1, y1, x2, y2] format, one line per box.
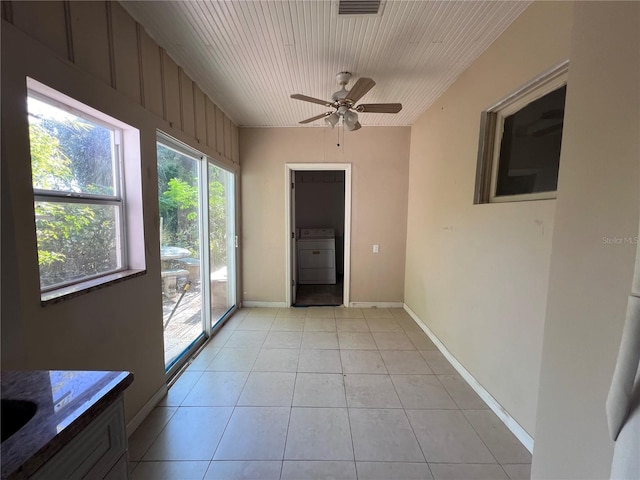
[68, 1, 112, 86]
[205, 97, 217, 152]
[6, 0, 235, 166]
[180, 70, 195, 137]
[111, 2, 141, 104]
[194, 85, 206, 145]
[215, 105, 224, 156]
[10, 1, 69, 60]
[162, 52, 180, 128]
[139, 29, 163, 117]
[231, 124, 239, 164]
[223, 116, 232, 160]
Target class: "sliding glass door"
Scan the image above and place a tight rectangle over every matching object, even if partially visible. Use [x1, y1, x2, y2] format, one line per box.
[208, 163, 236, 330]
[157, 134, 237, 373]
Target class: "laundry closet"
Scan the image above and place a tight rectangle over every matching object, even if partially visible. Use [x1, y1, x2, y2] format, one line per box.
[294, 170, 345, 306]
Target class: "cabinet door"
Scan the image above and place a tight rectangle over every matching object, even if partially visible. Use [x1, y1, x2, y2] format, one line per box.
[103, 454, 129, 480]
[31, 398, 127, 480]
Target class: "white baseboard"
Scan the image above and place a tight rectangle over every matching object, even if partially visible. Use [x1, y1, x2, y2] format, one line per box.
[241, 301, 404, 309]
[126, 383, 168, 438]
[349, 302, 404, 308]
[403, 303, 534, 453]
[242, 301, 288, 308]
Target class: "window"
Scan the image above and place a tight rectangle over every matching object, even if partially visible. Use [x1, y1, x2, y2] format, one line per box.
[475, 62, 568, 203]
[27, 80, 142, 301]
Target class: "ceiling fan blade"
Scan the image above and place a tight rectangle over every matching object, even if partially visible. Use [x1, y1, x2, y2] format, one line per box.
[346, 77, 376, 103]
[357, 103, 403, 113]
[299, 112, 332, 124]
[291, 94, 333, 107]
[352, 121, 362, 131]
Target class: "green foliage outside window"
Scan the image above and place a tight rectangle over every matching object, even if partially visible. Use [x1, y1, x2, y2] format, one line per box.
[29, 102, 118, 289]
[157, 144, 228, 269]
[29, 94, 231, 290]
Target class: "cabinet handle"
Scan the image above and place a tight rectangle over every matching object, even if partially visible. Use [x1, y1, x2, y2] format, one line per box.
[312, 251, 320, 255]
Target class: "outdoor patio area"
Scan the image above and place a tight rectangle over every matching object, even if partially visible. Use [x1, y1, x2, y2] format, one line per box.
[162, 274, 231, 366]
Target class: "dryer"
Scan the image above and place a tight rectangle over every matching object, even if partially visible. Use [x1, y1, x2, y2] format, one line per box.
[297, 228, 336, 285]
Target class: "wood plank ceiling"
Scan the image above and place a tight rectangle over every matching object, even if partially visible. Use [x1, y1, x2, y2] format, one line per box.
[121, 0, 530, 127]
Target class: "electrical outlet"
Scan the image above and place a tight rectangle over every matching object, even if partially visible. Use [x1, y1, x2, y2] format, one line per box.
[373, 244, 379, 253]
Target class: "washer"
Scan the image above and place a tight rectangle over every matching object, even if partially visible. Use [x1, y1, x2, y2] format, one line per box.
[297, 228, 336, 285]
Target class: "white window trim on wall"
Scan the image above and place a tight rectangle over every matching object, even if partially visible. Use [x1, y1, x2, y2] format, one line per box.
[474, 60, 569, 204]
[284, 163, 352, 308]
[27, 78, 145, 303]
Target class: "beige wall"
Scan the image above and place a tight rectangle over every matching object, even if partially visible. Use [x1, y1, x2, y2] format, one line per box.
[1, 1, 238, 425]
[239, 127, 410, 304]
[404, 1, 574, 436]
[532, 2, 640, 478]
[295, 171, 345, 236]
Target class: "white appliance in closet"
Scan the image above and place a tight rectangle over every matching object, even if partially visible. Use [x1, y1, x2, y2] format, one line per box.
[297, 228, 336, 285]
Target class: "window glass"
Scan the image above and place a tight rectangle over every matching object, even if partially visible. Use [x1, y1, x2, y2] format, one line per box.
[28, 93, 124, 291]
[28, 97, 117, 196]
[157, 141, 203, 369]
[34, 202, 120, 289]
[474, 63, 568, 204]
[208, 163, 236, 327]
[495, 85, 566, 197]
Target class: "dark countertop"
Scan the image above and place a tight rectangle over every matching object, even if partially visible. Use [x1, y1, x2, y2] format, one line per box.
[1, 370, 134, 479]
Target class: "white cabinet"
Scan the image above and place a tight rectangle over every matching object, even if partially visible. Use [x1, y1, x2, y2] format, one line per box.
[31, 396, 128, 480]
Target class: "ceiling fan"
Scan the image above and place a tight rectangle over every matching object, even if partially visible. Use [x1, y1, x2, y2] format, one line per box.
[290, 72, 402, 131]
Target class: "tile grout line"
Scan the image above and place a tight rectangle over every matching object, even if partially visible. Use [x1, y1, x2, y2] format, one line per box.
[131, 405, 180, 466]
[338, 337, 359, 480]
[382, 360, 431, 469]
[459, 408, 503, 467]
[206, 324, 267, 468]
[146, 308, 527, 478]
[278, 314, 304, 480]
[280, 367, 297, 479]
[278, 308, 300, 480]
[397, 390, 433, 478]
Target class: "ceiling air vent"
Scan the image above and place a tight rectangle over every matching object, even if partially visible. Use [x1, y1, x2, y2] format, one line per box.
[338, 0, 382, 16]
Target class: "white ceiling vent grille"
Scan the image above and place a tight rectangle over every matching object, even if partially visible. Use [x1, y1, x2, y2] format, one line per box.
[338, 0, 382, 16]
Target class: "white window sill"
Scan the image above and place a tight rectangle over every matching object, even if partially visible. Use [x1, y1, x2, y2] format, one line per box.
[41, 269, 146, 305]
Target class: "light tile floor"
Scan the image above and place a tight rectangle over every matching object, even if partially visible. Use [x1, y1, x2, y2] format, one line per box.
[129, 307, 532, 480]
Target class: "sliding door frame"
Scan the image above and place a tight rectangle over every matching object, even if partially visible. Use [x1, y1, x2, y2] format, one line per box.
[158, 133, 208, 378]
[158, 132, 240, 379]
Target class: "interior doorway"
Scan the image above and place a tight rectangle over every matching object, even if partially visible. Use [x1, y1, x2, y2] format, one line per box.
[285, 164, 351, 307]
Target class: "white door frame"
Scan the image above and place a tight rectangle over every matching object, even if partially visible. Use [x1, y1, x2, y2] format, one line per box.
[285, 163, 352, 307]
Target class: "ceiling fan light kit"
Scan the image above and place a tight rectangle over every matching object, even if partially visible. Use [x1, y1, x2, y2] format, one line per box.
[291, 71, 402, 131]
[325, 112, 340, 128]
[343, 110, 359, 129]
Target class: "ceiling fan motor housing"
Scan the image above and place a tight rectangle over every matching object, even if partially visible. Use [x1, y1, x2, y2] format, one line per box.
[336, 71, 352, 86]
[332, 88, 349, 102]
[332, 72, 352, 102]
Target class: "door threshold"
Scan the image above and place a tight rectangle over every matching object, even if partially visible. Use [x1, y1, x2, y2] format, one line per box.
[292, 303, 342, 308]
